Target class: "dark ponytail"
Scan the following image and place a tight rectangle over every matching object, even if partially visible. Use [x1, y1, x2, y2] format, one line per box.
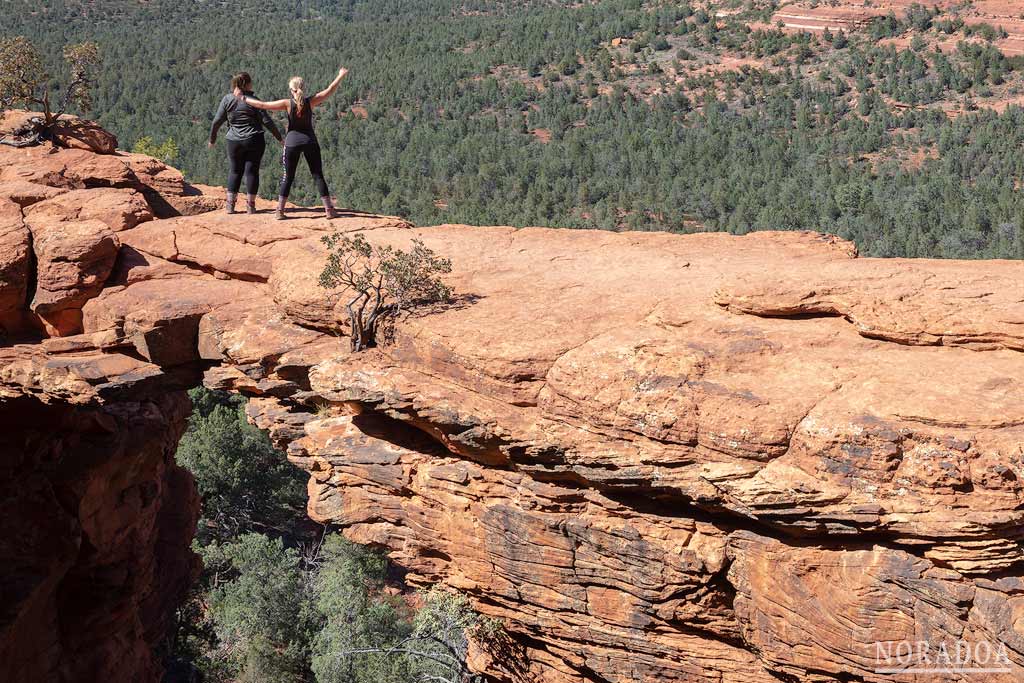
[231, 72, 252, 92]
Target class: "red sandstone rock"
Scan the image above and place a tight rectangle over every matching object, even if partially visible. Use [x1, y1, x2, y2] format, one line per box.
[183, 183, 290, 215]
[0, 144, 228, 221]
[25, 187, 153, 233]
[117, 154, 243, 218]
[0, 145, 136, 188]
[0, 180, 66, 207]
[0, 110, 118, 154]
[29, 219, 120, 333]
[3, 129, 1024, 683]
[82, 277, 260, 366]
[120, 216, 274, 281]
[118, 152, 187, 196]
[771, 1, 1024, 56]
[265, 224, 1024, 682]
[0, 393, 198, 683]
[0, 199, 30, 332]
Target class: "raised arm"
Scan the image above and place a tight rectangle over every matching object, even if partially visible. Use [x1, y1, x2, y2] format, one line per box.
[242, 96, 290, 111]
[311, 67, 349, 107]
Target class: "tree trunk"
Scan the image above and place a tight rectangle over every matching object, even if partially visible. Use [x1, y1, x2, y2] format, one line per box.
[347, 297, 364, 352]
[42, 88, 54, 128]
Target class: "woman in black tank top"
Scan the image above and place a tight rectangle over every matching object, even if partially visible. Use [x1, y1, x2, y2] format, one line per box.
[244, 67, 349, 219]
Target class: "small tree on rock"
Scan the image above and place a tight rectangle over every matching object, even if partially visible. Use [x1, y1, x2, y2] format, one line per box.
[0, 37, 101, 146]
[319, 233, 452, 352]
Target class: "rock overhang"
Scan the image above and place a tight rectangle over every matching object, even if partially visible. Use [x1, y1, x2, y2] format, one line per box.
[2, 125, 1024, 682]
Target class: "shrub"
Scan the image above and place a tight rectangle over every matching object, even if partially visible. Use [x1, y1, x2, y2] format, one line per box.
[133, 135, 180, 163]
[314, 564, 492, 683]
[202, 533, 316, 682]
[176, 387, 307, 544]
[310, 536, 412, 683]
[318, 234, 452, 352]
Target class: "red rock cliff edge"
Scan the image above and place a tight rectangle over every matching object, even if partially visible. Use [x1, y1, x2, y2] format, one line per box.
[2, 124, 1024, 683]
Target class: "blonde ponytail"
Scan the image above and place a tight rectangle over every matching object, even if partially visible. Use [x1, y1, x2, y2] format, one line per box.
[288, 76, 306, 114]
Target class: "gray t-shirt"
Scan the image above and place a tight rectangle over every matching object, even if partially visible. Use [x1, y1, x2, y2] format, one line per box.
[209, 92, 281, 143]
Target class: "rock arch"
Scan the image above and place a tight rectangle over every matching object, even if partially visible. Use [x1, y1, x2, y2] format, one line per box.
[3, 129, 1024, 682]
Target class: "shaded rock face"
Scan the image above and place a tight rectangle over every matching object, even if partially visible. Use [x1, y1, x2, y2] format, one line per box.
[3, 135, 1024, 683]
[0, 392, 199, 683]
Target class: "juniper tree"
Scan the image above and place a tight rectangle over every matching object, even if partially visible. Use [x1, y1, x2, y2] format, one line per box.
[0, 37, 100, 145]
[318, 233, 452, 352]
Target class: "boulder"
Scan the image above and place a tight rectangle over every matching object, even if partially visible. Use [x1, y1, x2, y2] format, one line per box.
[29, 219, 119, 333]
[118, 152, 186, 197]
[0, 110, 118, 154]
[0, 145, 135, 188]
[25, 187, 153, 232]
[0, 181, 66, 208]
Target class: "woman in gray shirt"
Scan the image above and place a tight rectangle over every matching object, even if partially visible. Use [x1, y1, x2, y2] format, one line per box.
[209, 72, 283, 214]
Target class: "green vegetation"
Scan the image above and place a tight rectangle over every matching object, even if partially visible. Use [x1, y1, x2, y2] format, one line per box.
[174, 387, 307, 545]
[319, 234, 453, 351]
[196, 533, 316, 681]
[133, 135, 179, 163]
[172, 388, 490, 683]
[2, 0, 1024, 258]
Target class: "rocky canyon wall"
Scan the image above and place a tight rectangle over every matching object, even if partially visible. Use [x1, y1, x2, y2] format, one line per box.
[2, 125, 1024, 682]
[0, 391, 198, 683]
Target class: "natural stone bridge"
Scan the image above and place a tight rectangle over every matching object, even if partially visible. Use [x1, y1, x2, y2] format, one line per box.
[2, 134, 1024, 683]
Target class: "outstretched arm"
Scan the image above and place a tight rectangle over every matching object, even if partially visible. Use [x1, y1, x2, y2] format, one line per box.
[311, 67, 349, 107]
[243, 96, 290, 111]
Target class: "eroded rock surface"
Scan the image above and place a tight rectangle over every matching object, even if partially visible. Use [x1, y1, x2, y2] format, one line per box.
[0, 110, 119, 154]
[2, 130, 1024, 682]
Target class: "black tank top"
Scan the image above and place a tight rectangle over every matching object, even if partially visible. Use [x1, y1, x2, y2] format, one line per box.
[285, 97, 316, 146]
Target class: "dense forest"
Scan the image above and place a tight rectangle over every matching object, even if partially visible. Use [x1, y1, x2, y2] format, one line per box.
[3, 0, 1023, 257]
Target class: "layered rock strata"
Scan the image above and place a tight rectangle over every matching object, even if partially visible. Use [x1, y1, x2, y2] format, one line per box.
[2, 129, 1024, 683]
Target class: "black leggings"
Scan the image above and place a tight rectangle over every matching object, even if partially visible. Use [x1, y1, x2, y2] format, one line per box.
[226, 136, 266, 195]
[279, 142, 329, 198]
